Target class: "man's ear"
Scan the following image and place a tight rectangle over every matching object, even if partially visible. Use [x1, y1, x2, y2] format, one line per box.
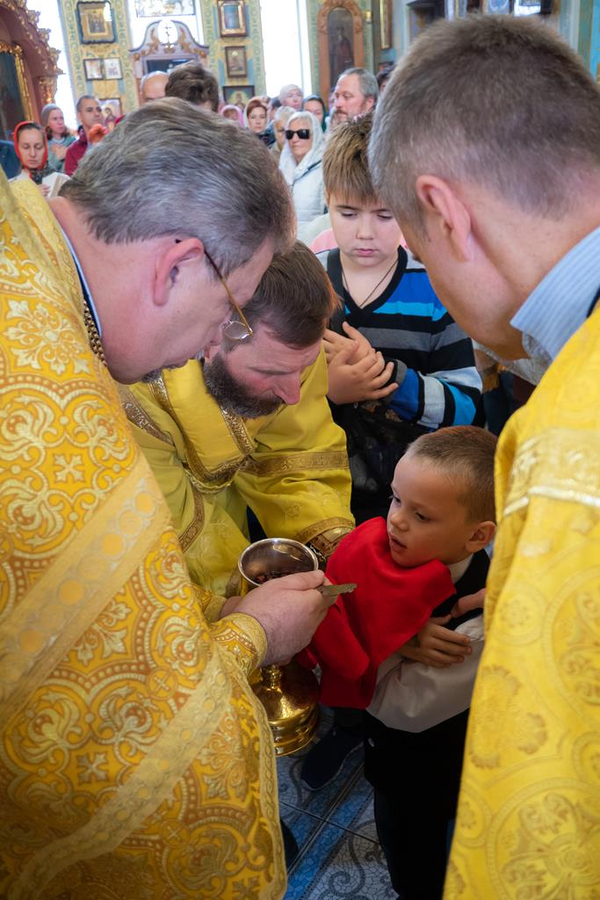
[414, 175, 473, 262]
[153, 237, 204, 308]
[466, 521, 496, 553]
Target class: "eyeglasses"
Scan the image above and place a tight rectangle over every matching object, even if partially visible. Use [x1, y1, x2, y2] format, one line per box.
[203, 248, 253, 342]
[285, 128, 311, 140]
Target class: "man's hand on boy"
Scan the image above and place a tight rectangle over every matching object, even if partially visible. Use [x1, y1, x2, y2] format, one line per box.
[401, 616, 472, 668]
[327, 342, 398, 404]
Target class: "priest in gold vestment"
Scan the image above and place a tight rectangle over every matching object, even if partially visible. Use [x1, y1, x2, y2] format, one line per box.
[370, 16, 600, 898]
[123, 243, 353, 596]
[0, 101, 334, 899]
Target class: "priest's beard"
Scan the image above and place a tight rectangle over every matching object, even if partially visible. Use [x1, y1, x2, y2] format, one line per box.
[203, 354, 282, 418]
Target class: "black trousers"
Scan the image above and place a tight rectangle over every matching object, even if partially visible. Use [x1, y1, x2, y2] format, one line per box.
[364, 710, 469, 900]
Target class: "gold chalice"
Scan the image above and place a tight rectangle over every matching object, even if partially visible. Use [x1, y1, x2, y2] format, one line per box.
[238, 538, 320, 756]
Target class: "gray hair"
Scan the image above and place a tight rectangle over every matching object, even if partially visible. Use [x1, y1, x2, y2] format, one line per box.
[370, 16, 600, 232]
[336, 68, 378, 103]
[279, 83, 302, 104]
[273, 105, 295, 125]
[60, 98, 295, 275]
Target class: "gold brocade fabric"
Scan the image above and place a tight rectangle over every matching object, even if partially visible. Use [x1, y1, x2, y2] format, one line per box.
[445, 308, 600, 898]
[124, 356, 354, 596]
[0, 175, 286, 899]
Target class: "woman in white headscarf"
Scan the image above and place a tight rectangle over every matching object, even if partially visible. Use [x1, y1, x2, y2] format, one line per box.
[279, 110, 325, 225]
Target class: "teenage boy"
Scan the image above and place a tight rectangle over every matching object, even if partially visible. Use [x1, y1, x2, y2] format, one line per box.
[319, 112, 481, 523]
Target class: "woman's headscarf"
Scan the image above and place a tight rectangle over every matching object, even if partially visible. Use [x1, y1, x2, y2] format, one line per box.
[221, 104, 243, 126]
[279, 110, 325, 185]
[13, 121, 53, 184]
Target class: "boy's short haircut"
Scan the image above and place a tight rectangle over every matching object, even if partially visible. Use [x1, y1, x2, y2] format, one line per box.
[406, 426, 497, 523]
[322, 111, 377, 206]
[165, 63, 219, 112]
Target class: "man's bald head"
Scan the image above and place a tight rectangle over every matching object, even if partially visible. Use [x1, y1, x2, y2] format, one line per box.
[140, 71, 169, 104]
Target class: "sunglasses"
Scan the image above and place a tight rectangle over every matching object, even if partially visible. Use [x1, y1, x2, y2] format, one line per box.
[285, 128, 311, 140]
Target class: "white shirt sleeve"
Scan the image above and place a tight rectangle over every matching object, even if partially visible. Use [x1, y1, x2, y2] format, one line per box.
[366, 616, 484, 733]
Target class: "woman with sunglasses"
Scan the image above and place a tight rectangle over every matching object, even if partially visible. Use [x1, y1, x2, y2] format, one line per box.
[279, 109, 326, 227]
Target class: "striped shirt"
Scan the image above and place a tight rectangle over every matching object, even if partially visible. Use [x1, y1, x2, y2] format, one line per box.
[319, 248, 481, 428]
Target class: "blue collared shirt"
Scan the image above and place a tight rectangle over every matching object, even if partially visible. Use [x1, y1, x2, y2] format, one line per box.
[511, 225, 600, 365]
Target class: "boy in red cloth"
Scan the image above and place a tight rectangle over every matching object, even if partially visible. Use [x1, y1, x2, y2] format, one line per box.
[301, 425, 496, 899]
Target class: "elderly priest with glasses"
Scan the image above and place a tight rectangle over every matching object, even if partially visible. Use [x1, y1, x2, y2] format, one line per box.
[0, 100, 340, 900]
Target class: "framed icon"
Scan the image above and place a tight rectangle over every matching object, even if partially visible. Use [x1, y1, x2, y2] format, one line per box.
[84, 58, 104, 80]
[225, 45, 247, 78]
[103, 57, 123, 79]
[218, 1, 247, 37]
[223, 85, 254, 108]
[77, 2, 116, 44]
[102, 97, 122, 119]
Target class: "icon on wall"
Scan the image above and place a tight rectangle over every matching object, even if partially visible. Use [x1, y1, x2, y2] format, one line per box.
[84, 58, 104, 80]
[103, 57, 123, 79]
[102, 98, 122, 122]
[77, 2, 116, 44]
[223, 85, 255, 109]
[379, 0, 392, 50]
[134, 0, 196, 15]
[218, 1, 247, 38]
[225, 45, 247, 78]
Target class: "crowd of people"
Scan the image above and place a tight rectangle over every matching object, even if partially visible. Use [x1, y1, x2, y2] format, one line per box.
[1, 13, 599, 900]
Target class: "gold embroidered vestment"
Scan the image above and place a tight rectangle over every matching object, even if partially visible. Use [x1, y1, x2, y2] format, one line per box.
[0, 175, 287, 899]
[445, 307, 600, 898]
[124, 358, 353, 596]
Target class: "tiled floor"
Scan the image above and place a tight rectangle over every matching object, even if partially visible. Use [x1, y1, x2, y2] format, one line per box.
[277, 710, 397, 900]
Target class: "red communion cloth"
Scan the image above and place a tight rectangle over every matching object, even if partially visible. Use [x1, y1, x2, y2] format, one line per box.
[298, 518, 454, 707]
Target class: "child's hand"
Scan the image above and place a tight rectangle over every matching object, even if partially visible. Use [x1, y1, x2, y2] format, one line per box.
[451, 588, 485, 618]
[400, 615, 472, 668]
[323, 324, 374, 364]
[327, 343, 397, 404]
[323, 328, 353, 362]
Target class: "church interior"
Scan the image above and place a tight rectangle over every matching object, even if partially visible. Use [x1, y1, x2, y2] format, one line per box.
[1, 1, 599, 899]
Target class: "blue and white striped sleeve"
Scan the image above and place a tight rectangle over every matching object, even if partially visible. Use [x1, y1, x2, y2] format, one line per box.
[386, 300, 481, 428]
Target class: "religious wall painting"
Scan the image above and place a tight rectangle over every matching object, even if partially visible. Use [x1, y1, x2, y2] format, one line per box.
[134, 0, 196, 15]
[328, 7, 355, 87]
[225, 46, 247, 78]
[217, 1, 247, 37]
[0, 45, 30, 139]
[84, 58, 104, 80]
[77, 2, 117, 44]
[102, 98, 122, 119]
[317, 0, 365, 103]
[223, 85, 255, 108]
[104, 57, 123, 79]
[380, 0, 393, 49]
